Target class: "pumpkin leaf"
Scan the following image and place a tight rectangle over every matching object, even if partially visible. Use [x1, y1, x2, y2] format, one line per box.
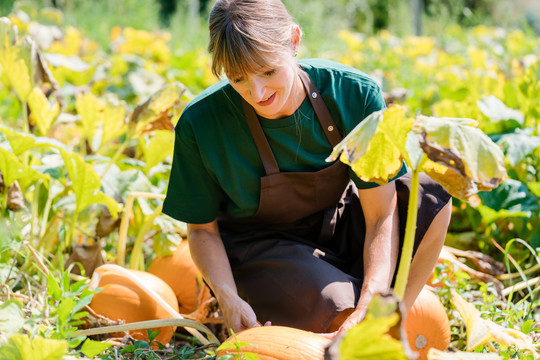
[27, 86, 60, 136]
[339, 313, 407, 360]
[477, 179, 540, 215]
[153, 230, 181, 257]
[101, 100, 126, 148]
[451, 290, 539, 357]
[414, 116, 507, 201]
[327, 106, 412, 185]
[0, 334, 68, 360]
[0, 125, 65, 156]
[140, 130, 174, 172]
[58, 148, 121, 218]
[0, 148, 43, 189]
[0, 300, 25, 339]
[129, 82, 185, 136]
[75, 92, 103, 146]
[477, 95, 525, 125]
[80, 339, 111, 358]
[496, 130, 540, 167]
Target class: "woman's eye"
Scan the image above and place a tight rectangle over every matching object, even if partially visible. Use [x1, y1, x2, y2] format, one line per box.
[232, 77, 243, 83]
[264, 69, 275, 77]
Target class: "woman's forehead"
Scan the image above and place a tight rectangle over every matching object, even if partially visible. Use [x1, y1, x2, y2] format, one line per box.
[226, 52, 285, 77]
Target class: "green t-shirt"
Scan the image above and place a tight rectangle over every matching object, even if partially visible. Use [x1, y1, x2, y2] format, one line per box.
[163, 59, 406, 224]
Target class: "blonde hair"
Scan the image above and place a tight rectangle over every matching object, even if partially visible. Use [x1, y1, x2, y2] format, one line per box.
[208, 0, 301, 78]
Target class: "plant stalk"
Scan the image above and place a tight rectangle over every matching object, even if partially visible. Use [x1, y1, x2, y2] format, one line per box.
[130, 204, 163, 270]
[393, 169, 419, 299]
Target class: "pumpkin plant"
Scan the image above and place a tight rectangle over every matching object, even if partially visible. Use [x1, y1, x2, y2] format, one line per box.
[327, 105, 507, 355]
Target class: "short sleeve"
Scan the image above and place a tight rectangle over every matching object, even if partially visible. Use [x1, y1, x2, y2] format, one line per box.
[348, 85, 408, 188]
[162, 119, 225, 224]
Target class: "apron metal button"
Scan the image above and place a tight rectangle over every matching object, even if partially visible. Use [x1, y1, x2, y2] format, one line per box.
[312, 92, 317, 98]
[328, 126, 334, 131]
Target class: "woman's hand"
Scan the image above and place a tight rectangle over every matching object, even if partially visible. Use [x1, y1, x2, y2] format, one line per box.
[215, 284, 261, 333]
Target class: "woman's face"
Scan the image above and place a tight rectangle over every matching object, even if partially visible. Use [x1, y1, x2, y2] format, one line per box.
[228, 54, 304, 119]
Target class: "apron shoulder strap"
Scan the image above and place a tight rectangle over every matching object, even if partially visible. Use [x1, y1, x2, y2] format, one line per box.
[242, 99, 280, 175]
[297, 69, 343, 148]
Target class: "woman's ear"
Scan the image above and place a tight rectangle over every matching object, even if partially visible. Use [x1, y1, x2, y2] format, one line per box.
[291, 25, 302, 54]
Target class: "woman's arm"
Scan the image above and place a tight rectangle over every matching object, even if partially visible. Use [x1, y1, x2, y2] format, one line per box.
[187, 220, 260, 332]
[335, 181, 400, 335]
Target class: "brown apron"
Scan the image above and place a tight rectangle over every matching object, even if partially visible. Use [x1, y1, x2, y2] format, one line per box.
[217, 69, 451, 333]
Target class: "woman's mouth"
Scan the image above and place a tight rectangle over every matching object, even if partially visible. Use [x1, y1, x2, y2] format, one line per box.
[257, 92, 276, 107]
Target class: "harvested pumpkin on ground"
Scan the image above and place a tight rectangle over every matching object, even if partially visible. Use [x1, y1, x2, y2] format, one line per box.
[89, 266, 179, 345]
[148, 240, 202, 314]
[405, 287, 451, 360]
[216, 325, 330, 360]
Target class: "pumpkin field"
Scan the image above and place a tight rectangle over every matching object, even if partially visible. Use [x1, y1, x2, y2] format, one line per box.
[1, 1, 540, 359]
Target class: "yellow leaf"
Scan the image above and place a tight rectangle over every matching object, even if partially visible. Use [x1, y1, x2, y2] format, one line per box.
[451, 290, 539, 358]
[75, 92, 104, 141]
[27, 86, 60, 135]
[328, 106, 411, 185]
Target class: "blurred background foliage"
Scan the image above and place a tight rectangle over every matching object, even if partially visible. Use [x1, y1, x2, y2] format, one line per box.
[3, 0, 540, 56]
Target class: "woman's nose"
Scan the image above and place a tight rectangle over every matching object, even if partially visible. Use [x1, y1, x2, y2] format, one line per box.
[248, 77, 266, 102]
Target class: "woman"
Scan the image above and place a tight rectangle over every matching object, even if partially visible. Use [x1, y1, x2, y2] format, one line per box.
[163, 0, 452, 337]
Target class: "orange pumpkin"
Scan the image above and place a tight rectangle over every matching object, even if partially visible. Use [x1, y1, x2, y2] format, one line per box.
[404, 287, 450, 360]
[216, 326, 331, 360]
[89, 267, 179, 345]
[148, 240, 200, 314]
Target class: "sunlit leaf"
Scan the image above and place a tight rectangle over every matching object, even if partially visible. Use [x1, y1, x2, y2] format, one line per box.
[140, 130, 174, 172]
[75, 92, 103, 144]
[328, 106, 412, 185]
[477, 95, 524, 125]
[27, 86, 60, 136]
[0, 300, 24, 338]
[129, 82, 185, 136]
[153, 230, 181, 257]
[0, 334, 67, 360]
[59, 148, 121, 218]
[0, 125, 66, 156]
[414, 116, 507, 201]
[0, 148, 43, 189]
[339, 313, 407, 360]
[496, 130, 540, 167]
[101, 100, 126, 147]
[451, 290, 539, 357]
[80, 338, 111, 358]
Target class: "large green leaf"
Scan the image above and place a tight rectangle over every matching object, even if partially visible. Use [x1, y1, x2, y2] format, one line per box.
[414, 116, 507, 200]
[59, 148, 120, 218]
[496, 130, 540, 167]
[0, 334, 67, 360]
[477, 179, 540, 214]
[328, 106, 412, 185]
